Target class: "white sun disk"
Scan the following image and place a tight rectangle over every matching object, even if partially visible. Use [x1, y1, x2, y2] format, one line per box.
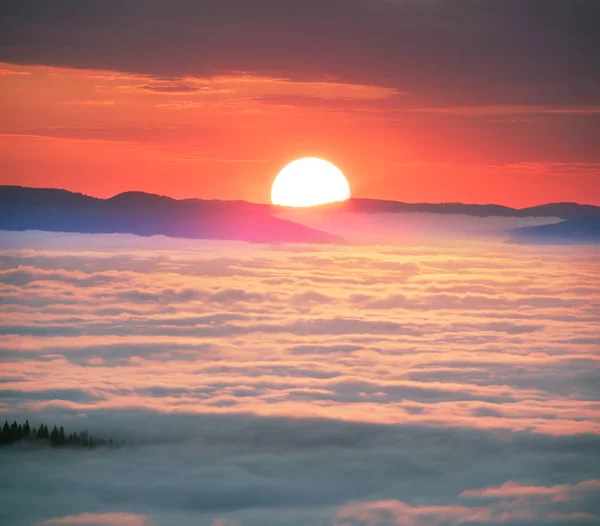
[271, 158, 351, 207]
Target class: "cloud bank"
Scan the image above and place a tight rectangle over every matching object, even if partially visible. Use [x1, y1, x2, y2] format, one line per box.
[0, 230, 598, 525]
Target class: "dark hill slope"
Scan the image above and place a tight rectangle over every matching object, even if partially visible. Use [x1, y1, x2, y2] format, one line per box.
[316, 198, 600, 220]
[510, 217, 600, 244]
[0, 186, 341, 244]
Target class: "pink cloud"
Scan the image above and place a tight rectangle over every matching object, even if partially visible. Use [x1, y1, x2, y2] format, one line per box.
[42, 512, 150, 526]
[335, 500, 491, 525]
[335, 495, 599, 525]
[211, 519, 242, 526]
[461, 479, 600, 501]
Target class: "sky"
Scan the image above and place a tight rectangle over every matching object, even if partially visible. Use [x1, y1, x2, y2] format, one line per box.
[1, 4, 599, 525]
[1, 230, 599, 525]
[1, 0, 599, 206]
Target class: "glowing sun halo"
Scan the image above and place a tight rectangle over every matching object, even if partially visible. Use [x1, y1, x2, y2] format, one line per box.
[271, 158, 351, 207]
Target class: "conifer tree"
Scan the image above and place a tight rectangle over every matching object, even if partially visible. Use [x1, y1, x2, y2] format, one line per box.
[50, 425, 59, 446]
[10, 421, 18, 442]
[1, 421, 9, 444]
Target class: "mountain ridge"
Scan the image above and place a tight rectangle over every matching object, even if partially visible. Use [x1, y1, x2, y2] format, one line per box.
[1, 186, 599, 244]
[510, 217, 600, 245]
[6, 186, 600, 217]
[0, 186, 340, 244]
[321, 197, 600, 219]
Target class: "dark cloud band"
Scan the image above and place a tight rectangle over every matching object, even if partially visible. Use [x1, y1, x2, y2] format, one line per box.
[1, 0, 599, 106]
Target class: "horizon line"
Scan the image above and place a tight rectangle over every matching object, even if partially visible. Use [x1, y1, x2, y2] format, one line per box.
[1, 184, 599, 210]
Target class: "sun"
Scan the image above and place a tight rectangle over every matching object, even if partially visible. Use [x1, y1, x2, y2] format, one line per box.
[271, 158, 351, 207]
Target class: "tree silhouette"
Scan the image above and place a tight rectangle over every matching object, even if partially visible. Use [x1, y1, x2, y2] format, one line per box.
[10, 421, 19, 442]
[1, 421, 10, 444]
[36, 424, 45, 439]
[0, 420, 120, 449]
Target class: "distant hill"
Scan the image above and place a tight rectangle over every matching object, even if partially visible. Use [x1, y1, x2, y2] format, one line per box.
[518, 202, 600, 220]
[297, 199, 600, 244]
[0, 186, 341, 244]
[2, 186, 599, 244]
[510, 217, 600, 245]
[313, 198, 600, 220]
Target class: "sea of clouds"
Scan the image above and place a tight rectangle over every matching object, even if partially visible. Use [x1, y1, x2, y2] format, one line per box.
[1, 228, 599, 526]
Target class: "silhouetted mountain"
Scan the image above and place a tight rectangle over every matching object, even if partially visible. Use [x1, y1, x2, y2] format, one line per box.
[312, 198, 600, 220]
[2, 186, 599, 244]
[519, 203, 600, 220]
[335, 199, 517, 217]
[510, 217, 600, 244]
[0, 186, 341, 244]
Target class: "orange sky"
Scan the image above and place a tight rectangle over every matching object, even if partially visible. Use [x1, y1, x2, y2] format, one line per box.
[1, 62, 599, 206]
